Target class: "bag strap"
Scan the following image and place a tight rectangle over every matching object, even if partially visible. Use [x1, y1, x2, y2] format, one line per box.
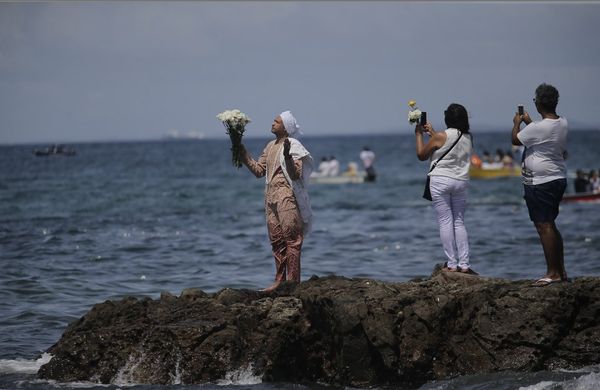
[428, 130, 464, 173]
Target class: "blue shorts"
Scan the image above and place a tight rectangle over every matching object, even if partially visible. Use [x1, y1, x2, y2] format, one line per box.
[523, 179, 567, 223]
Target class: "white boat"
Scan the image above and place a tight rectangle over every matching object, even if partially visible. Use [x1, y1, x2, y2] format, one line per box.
[310, 173, 366, 184]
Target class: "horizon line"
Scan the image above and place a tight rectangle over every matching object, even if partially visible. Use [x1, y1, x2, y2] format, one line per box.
[2, 127, 599, 147]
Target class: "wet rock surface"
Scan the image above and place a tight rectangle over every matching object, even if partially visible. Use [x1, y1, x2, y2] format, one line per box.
[38, 267, 600, 387]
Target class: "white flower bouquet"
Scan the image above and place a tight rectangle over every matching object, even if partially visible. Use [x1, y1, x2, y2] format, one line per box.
[216, 109, 251, 168]
[407, 100, 422, 124]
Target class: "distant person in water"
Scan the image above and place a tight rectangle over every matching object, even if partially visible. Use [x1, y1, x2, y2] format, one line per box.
[502, 150, 514, 168]
[511, 83, 568, 287]
[343, 161, 359, 177]
[360, 146, 377, 182]
[494, 149, 504, 164]
[327, 156, 340, 176]
[589, 170, 599, 192]
[574, 170, 589, 193]
[482, 150, 492, 164]
[240, 111, 313, 292]
[481, 150, 494, 169]
[317, 157, 330, 177]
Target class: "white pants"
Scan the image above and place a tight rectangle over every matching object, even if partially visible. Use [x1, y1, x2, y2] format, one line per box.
[430, 175, 470, 269]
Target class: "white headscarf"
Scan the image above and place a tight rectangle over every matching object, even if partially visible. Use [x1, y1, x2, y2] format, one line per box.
[280, 110, 302, 137]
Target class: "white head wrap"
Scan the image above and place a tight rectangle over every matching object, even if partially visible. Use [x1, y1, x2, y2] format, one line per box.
[280, 110, 302, 137]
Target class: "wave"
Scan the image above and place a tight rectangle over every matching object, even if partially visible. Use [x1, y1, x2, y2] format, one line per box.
[216, 364, 262, 386]
[21, 379, 112, 388]
[518, 371, 600, 390]
[0, 353, 52, 375]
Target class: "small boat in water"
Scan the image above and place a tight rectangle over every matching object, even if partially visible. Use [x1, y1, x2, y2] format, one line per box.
[310, 175, 365, 184]
[310, 160, 368, 184]
[562, 191, 600, 204]
[469, 166, 521, 179]
[33, 144, 76, 156]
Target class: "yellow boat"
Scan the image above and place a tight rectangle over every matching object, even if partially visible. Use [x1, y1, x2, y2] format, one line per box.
[469, 166, 521, 179]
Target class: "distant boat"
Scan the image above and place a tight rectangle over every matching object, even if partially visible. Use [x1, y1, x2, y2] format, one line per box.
[310, 173, 366, 184]
[562, 191, 600, 204]
[33, 145, 76, 156]
[469, 166, 521, 179]
[163, 130, 205, 140]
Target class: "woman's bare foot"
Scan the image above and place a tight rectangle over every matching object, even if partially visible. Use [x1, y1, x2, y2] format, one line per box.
[260, 281, 282, 292]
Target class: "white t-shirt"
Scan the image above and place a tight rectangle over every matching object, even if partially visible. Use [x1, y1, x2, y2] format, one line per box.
[317, 160, 330, 175]
[359, 150, 375, 168]
[517, 117, 568, 185]
[429, 128, 472, 181]
[328, 159, 340, 176]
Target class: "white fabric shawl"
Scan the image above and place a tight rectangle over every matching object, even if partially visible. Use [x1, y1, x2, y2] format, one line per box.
[278, 138, 313, 235]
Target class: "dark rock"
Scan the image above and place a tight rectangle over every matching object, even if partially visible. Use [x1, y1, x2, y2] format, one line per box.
[38, 267, 600, 387]
[179, 288, 208, 300]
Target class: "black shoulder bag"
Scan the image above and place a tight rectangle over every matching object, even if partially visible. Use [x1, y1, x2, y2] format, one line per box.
[423, 131, 463, 201]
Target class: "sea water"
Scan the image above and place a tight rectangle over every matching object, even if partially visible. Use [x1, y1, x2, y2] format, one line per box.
[1, 131, 599, 389]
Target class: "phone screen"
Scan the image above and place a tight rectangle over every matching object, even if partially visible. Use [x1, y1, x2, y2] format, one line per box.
[420, 111, 427, 126]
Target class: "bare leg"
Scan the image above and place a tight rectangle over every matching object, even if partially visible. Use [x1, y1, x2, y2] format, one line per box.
[261, 280, 282, 293]
[534, 221, 567, 280]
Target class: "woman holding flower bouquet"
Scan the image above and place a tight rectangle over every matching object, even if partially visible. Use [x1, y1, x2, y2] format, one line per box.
[240, 111, 313, 292]
[414, 103, 475, 274]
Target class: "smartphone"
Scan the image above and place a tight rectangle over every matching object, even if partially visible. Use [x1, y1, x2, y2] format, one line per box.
[518, 105, 524, 116]
[420, 111, 427, 126]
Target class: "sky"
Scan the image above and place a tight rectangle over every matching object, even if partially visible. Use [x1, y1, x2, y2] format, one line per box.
[1, 1, 599, 144]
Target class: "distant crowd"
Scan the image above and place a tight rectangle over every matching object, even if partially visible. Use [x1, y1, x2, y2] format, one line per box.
[313, 156, 341, 177]
[311, 147, 377, 182]
[471, 146, 524, 169]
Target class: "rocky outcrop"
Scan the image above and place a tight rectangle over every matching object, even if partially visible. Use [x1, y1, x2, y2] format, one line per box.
[38, 266, 600, 387]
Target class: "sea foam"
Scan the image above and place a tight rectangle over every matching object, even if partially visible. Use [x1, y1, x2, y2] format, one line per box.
[217, 364, 262, 386]
[0, 353, 52, 375]
[518, 371, 600, 390]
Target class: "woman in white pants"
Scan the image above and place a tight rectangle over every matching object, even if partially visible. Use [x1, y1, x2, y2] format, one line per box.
[415, 104, 474, 273]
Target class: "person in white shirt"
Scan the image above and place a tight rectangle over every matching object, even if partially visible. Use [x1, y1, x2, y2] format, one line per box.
[360, 146, 377, 182]
[512, 83, 568, 287]
[310, 157, 330, 178]
[327, 156, 340, 176]
[415, 103, 474, 274]
[589, 170, 599, 192]
[318, 157, 330, 177]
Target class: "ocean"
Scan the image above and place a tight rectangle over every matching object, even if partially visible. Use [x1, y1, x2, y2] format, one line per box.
[1, 131, 599, 390]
